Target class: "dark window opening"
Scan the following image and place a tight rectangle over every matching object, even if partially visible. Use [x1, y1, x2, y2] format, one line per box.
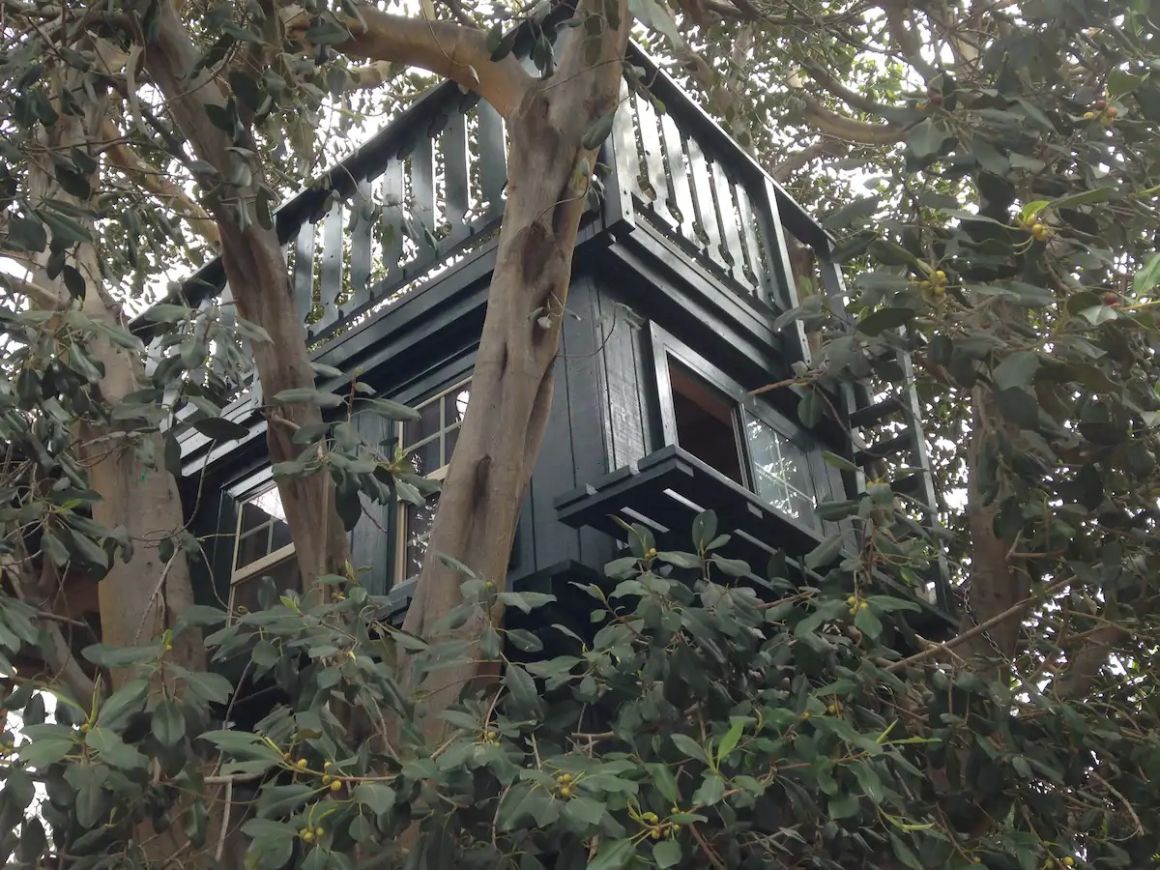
[670, 362, 744, 484]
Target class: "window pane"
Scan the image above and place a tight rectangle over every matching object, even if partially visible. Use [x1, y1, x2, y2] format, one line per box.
[240, 501, 268, 535]
[403, 496, 439, 580]
[270, 516, 292, 552]
[235, 528, 268, 569]
[445, 386, 470, 426]
[745, 412, 814, 521]
[405, 397, 442, 448]
[670, 362, 743, 484]
[407, 438, 440, 477]
[443, 425, 460, 465]
[233, 555, 301, 614]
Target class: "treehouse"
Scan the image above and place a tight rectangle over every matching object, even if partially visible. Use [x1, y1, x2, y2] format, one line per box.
[142, 44, 953, 646]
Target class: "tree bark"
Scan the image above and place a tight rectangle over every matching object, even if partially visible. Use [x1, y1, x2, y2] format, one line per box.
[25, 73, 204, 688]
[398, 0, 630, 735]
[140, 0, 351, 583]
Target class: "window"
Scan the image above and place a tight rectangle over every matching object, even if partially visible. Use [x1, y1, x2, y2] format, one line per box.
[396, 377, 471, 580]
[743, 411, 814, 522]
[231, 486, 301, 614]
[670, 362, 744, 484]
[661, 348, 818, 526]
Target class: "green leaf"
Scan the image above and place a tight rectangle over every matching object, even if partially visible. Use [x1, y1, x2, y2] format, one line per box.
[152, 700, 186, 747]
[3, 767, 35, 810]
[582, 113, 616, 149]
[95, 678, 148, 729]
[854, 604, 883, 639]
[1134, 252, 1160, 295]
[361, 397, 420, 421]
[653, 840, 682, 869]
[587, 837, 636, 870]
[18, 737, 75, 767]
[562, 794, 606, 826]
[273, 388, 344, 408]
[83, 643, 158, 668]
[352, 782, 395, 815]
[671, 733, 709, 764]
[192, 416, 249, 440]
[716, 717, 746, 764]
[857, 307, 913, 336]
[85, 727, 147, 771]
[907, 118, 953, 158]
[692, 773, 726, 806]
[805, 533, 843, 569]
[1048, 186, 1114, 211]
[992, 351, 1040, 390]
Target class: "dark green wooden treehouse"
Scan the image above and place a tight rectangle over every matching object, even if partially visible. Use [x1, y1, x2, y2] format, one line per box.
[144, 44, 952, 650]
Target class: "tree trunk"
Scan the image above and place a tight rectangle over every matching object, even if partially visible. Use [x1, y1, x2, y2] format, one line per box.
[400, 0, 630, 734]
[26, 75, 203, 689]
[141, 1, 351, 584]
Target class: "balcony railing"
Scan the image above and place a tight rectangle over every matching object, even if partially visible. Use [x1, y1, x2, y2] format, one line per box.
[133, 40, 834, 366]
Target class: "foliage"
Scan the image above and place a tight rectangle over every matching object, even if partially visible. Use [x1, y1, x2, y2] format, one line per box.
[1, 0, 1159, 866]
[1, 511, 1154, 868]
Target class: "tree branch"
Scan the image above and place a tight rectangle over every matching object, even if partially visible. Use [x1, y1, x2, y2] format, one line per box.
[309, 5, 533, 119]
[800, 96, 905, 145]
[800, 61, 895, 116]
[99, 119, 221, 249]
[771, 139, 848, 183]
[0, 265, 66, 310]
[1, 554, 97, 703]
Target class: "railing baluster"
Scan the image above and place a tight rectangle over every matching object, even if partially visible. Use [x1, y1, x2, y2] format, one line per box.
[734, 182, 766, 297]
[658, 111, 696, 242]
[712, 166, 748, 288]
[318, 202, 344, 331]
[411, 138, 436, 245]
[381, 159, 404, 274]
[685, 138, 725, 269]
[444, 113, 470, 234]
[346, 180, 373, 314]
[477, 102, 506, 217]
[292, 220, 316, 321]
[634, 94, 673, 228]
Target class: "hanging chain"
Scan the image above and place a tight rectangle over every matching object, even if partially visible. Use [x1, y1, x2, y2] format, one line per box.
[953, 577, 1009, 660]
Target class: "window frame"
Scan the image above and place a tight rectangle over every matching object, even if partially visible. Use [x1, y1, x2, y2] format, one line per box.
[649, 324, 827, 528]
[229, 479, 298, 614]
[393, 375, 472, 583]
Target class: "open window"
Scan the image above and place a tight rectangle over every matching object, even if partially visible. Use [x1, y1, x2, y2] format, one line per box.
[656, 333, 820, 527]
[231, 486, 301, 615]
[396, 377, 472, 581]
[669, 362, 744, 484]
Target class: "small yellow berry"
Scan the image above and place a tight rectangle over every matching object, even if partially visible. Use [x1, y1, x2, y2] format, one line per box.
[933, 270, 947, 284]
[642, 812, 658, 823]
[846, 595, 858, 606]
[801, 711, 811, 720]
[646, 547, 657, 558]
[670, 806, 681, 815]
[329, 779, 343, 792]
[1063, 859, 1075, 867]
[314, 827, 324, 838]
[650, 828, 662, 840]
[826, 703, 838, 715]
[300, 829, 314, 843]
[1083, 111, 1096, 120]
[483, 580, 495, 590]
[559, 784, 573, 798]
[295, 758, 308, 770]
[1031, 222, 1050, 241]
[322, 774, 332, 785]
[79, 722, 90, 733]
[323, 761, 332, 769]
[556, 772, 573, 783]
[859, 601, 870, 611]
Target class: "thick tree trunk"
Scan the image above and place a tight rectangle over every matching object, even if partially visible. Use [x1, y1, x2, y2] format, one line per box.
[400, 0, 629, 733]
[26, 79, 203, 688]
[141, 1, 351, 583]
